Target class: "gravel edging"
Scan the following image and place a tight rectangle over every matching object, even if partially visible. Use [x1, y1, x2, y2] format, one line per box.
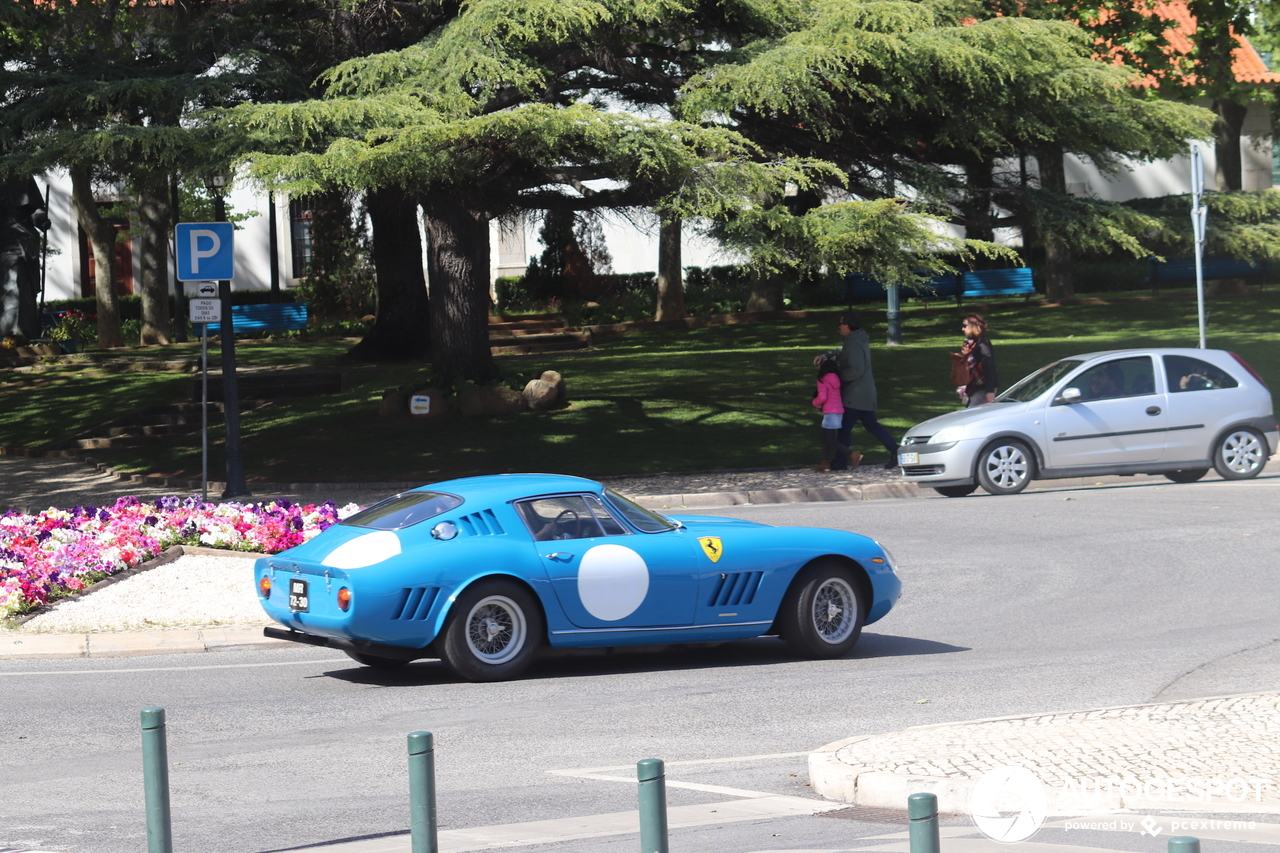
[3, 545, 264, 630]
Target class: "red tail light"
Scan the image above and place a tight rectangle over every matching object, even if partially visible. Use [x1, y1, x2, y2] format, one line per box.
[258, 577, 272, 598]
[1230, 352, 1267, 388]
[337, 588, 352, 611]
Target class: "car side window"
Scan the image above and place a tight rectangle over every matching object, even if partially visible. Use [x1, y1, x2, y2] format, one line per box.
[516, 495, 607, 541]
[583, 494, 628, 535]
[1070, 356, 1154, 402]
[1164, 355, 1239, 393]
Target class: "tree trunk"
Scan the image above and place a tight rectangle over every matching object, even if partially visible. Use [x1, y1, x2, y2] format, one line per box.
[348, 187, 432, 360]
[1035, 145, 1075, 301]
[136, 173, 172, 345]
[69, 166, 124, 349]
[654, 216, 685, 320]
[1212, 98, 1248, 191]
[421, 198, 496, 386]
[745, 268, 784, 312]
[962, 157, 996, 247]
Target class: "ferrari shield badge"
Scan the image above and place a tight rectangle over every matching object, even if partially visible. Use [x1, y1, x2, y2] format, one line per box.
[698, 536, 723, 563]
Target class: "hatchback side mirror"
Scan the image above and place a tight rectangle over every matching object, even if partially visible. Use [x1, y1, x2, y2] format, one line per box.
[1060, 387, 1082, 404]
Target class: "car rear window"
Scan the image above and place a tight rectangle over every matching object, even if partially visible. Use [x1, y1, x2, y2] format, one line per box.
[343, 491, 464, 530]
[1164, 355, 1239, 393]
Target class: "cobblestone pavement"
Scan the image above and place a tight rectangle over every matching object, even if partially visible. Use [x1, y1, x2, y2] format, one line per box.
[811, 692, 1280, 814]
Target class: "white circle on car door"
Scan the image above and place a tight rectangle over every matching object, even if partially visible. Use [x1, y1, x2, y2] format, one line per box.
[577, 544, 649, 621]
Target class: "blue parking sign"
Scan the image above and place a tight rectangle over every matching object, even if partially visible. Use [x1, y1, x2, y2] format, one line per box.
[175, 222, 235, 281]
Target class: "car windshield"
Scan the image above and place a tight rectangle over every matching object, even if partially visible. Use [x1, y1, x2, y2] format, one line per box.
[604, 489, 677, 533]
[999, 359, 1084, 402]
[342, 491, 463, 530]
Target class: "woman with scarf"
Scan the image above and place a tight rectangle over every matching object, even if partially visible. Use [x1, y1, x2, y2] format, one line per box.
[958, 314, 998, 407]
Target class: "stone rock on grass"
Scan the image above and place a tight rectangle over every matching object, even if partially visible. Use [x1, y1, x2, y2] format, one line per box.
[459, 385, 527, 417]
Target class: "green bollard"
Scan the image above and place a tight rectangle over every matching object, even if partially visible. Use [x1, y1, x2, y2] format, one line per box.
[408, 732, 438, 853]
[637, 758, 669, 853]
[907, 792, 940, 853]
[140, 707, 173, 853]
[1169, 837, 1201, 853]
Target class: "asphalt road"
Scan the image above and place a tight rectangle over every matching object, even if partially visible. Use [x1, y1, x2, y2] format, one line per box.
[2, 475, 1278, 853]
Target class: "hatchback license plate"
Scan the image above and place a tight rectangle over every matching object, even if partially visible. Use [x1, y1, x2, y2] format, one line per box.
[289, 578, 309, 612]
[898, 452, 919, 465]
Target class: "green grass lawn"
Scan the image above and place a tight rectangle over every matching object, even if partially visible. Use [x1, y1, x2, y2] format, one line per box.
[3, 291, 1278, 483]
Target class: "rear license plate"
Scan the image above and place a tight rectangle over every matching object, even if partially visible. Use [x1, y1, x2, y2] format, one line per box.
[289, 578, 309, 612]
[898, 452, 919, 465]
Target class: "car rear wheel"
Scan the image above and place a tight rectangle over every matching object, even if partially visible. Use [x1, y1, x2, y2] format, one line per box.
[344, 651, 411, 669]
[934, 484, 978, 498]
[779, 560, 865, 659]
[977, 439, 1033, 495]
[1164, 468, 1209, 484]
[1213, 428, 1268, 480]
[438, 579, 543, 682]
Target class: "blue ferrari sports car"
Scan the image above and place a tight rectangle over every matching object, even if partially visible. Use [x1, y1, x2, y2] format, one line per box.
[256, 474, 901, 681]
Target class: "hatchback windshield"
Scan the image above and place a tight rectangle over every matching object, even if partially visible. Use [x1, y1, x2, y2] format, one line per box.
[999, 359, 1084, 402]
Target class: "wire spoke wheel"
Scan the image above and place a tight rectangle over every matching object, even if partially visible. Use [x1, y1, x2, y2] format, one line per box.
[811, 577, 858, 645]
[439, 580, 543, 681]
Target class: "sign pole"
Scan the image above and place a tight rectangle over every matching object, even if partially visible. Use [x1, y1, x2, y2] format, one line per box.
[1190, 144, 1208, 349]
[201, 322, 209, 502]
[175, 213, 249, 499]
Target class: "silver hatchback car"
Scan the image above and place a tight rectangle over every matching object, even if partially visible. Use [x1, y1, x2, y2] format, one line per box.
[898, 348, 1278, 497]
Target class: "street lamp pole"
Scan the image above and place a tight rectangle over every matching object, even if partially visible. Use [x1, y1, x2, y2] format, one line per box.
[208, 175, 250, 498]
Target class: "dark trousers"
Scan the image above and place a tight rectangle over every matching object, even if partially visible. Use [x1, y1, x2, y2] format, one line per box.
[829, 407, 897, 469]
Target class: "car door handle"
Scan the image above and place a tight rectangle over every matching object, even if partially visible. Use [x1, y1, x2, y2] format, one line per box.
[546, 552, 574, 561]
[1146, 406, 1161, 416]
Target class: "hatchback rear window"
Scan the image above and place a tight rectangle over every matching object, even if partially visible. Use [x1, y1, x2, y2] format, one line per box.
[343, 491, 464, 530]
[1164, 355, 1239, 393]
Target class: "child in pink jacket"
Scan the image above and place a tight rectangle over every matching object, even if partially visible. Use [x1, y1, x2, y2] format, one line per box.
[812, 359, 861, 471]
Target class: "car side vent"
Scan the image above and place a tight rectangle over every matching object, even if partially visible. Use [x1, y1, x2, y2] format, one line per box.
[458, 509, 505, 537]
[707, 571, 763, 607]
[391, 587, 440, 621]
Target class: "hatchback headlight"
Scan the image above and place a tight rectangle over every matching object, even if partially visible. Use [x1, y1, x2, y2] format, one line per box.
[929, 425, 966, 444]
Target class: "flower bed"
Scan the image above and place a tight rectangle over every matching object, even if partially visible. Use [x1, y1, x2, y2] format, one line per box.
[0, 496, 361, 618]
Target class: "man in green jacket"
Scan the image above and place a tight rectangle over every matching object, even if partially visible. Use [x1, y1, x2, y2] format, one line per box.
[816, 310, 899, 471]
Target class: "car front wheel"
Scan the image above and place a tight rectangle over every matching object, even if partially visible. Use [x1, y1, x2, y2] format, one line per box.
[438, 580, 543, 682]
[977, 439, 1033, 495]
[779, 560, 865, 659]
[1213, 428, 1268, 480]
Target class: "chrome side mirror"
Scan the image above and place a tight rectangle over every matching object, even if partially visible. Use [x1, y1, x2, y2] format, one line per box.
[431, 521, 458, 541]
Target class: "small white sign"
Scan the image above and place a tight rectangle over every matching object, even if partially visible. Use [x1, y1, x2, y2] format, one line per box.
[189, 299, 222, 324]
[409, 394, 432, 415]
[184, 281, 219, 298]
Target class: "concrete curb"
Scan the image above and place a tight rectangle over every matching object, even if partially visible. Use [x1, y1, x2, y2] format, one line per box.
[0, 624, 288, 660]
[639, 481, 920, 510]
[809, 691, 1280, 816]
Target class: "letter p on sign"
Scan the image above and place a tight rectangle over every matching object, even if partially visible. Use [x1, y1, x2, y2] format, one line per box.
[175, 222, 235, 281]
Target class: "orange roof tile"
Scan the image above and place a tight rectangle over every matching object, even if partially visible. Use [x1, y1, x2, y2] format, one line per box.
[1114, 0, 1280, 87]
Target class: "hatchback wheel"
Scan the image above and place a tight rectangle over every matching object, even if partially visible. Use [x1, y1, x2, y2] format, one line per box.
[1213, 428, 1267, 480]
[976, 439, 1033, 495]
